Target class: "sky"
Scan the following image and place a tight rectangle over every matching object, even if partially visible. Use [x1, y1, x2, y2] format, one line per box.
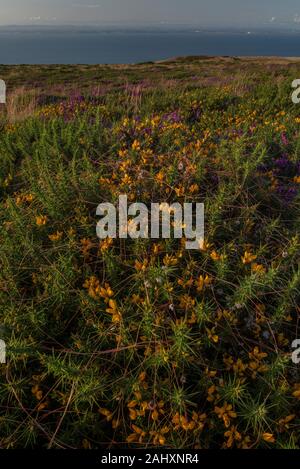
[1, 0, 300, 28]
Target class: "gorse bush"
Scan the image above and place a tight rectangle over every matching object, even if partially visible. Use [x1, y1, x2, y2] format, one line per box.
[0, 58, 300, 449]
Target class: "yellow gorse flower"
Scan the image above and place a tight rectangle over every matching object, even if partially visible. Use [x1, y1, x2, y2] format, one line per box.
[98, 407, 113, 422]
[99, 237, 113, 253]
[135, 259, 149, 271]
[224, 426, 242, 448]
[292, 384, 300, 399]
[127, 425, 147, 444]
[242, 251, 257, 264]
[80, 238, 94, 257]
[36, 215, 48, 226]
[106, 299, 122, 323]
[214, 402, 237, 428]
[210, 250, 226, 262]
[195, 274, 213, 292]
[16, 193, 34, 206]
[131, 140, 141, 151]
[262, 433, 275, 443]
[278, 414, 295, 432]
[163, 254, 178, 267]
[251, 263, 266, 274]
[48, 231, 63, 242]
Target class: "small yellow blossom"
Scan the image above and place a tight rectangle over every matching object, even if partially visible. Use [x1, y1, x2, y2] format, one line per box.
[278, 415, 295, 432]
[292, 384, 300, 399]
[224, 426, 242, 448]
[195, 274, 213, 292]
[214, 402, 237, 428]
[251, 263, 266, 274]
[163, 254, 178, 267]
[106, 299, 122, 323]
[48, 231, 63, 242]
[98, 407, 113, 422]
[36, 215, 48, 226]
[262, 433, 275, 443]
[242, 251, 257, 265]
[99, 237, 113, 253]
[135, 259, 149, 271]
[131, 140, 141, 151]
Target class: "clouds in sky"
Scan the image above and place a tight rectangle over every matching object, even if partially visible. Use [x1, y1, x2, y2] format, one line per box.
[1, 0, 300, 27]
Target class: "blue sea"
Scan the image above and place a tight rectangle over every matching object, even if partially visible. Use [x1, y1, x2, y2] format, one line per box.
[1, 26, 300, 64]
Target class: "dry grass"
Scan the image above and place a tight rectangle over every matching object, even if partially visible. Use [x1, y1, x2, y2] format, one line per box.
[5, 86, 38, 123]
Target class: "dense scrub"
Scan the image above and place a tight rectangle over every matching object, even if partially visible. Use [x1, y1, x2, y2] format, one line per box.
[0, 58, 300, 448]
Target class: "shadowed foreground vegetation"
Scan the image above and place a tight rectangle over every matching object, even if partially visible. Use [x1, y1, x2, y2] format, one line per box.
[0, 57, 300, 448]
